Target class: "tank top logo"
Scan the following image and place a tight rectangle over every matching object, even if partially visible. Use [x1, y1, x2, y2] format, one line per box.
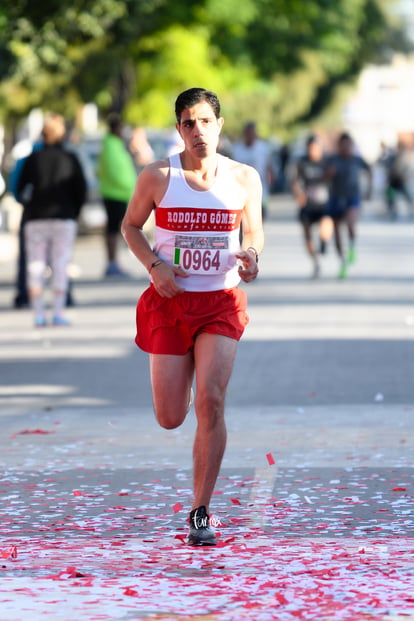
[156, 207, 241, 232]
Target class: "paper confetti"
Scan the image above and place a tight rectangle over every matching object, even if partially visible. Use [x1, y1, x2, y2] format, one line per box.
[1, 536, 413, 620]
[0, 545, 17, 560]
[1, 457, 412, 620]
[14, 429, 56, 435]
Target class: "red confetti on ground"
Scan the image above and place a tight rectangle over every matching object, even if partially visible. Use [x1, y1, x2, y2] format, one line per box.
[124, 587, 139, 597]
[0, 545, 17, 560]
[1, 458, 412, 618]
[266, 452, 275, 465]
[1, 536, 413, 620]
[14, 429, 56, 435]
[53, 566, 87, 580]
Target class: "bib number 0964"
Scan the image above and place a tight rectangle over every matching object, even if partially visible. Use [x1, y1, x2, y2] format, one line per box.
[181, 249, 221, 272]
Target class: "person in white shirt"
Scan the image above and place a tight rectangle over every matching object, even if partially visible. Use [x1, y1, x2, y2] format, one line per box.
[232, 121, 275, 220]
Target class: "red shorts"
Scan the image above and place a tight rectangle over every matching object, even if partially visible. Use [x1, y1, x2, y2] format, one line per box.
[136, 285, 249, 355]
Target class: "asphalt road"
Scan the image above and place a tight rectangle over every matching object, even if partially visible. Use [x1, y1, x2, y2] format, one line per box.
[0, 194, 413, 620]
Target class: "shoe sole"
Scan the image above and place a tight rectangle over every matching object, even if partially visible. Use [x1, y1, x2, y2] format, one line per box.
[187, 536, 217, 546]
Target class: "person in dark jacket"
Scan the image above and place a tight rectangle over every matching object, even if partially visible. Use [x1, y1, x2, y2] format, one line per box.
[17, 113, 87, 326]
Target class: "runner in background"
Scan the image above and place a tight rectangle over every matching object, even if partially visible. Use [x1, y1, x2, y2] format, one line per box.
[291, 135, 333, 279]
[327, 132, 372, 279]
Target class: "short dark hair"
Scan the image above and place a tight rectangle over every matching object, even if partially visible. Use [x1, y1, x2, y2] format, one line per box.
[175, 88, 221, 123]
[306, 134, 318, 147]
[339, 131, 352, 143]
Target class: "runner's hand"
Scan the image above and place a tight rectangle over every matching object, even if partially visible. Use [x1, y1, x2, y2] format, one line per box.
[151, 262, 189, 298]
[236, 250, 259, 283]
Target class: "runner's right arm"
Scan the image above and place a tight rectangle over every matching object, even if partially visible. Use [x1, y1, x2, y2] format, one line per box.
[121, 161, 188, 298]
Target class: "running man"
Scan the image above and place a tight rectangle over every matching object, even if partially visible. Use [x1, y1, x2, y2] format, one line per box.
[291, 135, 333, 279]
[121, 87, 264, 545]
[327, 132, 372, 279]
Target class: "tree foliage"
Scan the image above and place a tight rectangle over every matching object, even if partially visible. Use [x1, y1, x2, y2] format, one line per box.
[0, 0, 409, 139]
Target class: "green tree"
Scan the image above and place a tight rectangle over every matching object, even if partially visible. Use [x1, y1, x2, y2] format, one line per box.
[0, 0, 409, 140]
[0, 0, 127, 118]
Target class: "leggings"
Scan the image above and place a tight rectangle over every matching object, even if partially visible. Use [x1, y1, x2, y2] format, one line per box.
[25, 219, 77, 292]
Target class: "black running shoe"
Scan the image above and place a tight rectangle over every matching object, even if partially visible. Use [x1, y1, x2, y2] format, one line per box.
[187, 505, 217, 546]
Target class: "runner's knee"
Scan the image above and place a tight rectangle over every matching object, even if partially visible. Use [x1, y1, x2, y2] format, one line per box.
[154, 402, 187, 430]
[194, 390, 225, 429]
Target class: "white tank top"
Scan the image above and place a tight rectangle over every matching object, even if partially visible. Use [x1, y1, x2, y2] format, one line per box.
[153, 152, 244, 292]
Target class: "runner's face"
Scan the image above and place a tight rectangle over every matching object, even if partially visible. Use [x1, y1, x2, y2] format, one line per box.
[308, 141, 322, 161]
[176, 102, 223, 158]
[339, 138, 352, 157]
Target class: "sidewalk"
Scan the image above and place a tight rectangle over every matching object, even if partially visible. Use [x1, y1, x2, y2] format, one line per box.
[0, 195, 413, 620]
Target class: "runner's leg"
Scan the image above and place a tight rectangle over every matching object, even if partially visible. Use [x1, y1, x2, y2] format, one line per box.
[320, 215, 333, 244]
[150, 352, 195, 429]
[345, 207, 358, 263]
[192, 332, 238, 511]
[303, 220, 317, 260]
[333, 218, 344, 259]
[345, 207, 358, 246]
[333, 215, 348, 278]
[300, 213, 319, 278]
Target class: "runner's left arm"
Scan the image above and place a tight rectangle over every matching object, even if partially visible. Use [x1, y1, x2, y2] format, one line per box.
[237, 165, 264, 283]
[360, 157, 373, 200]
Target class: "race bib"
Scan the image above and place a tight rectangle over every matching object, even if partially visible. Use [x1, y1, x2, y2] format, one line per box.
[307, 184, 329, 205]
[173, 235, 232, 274]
